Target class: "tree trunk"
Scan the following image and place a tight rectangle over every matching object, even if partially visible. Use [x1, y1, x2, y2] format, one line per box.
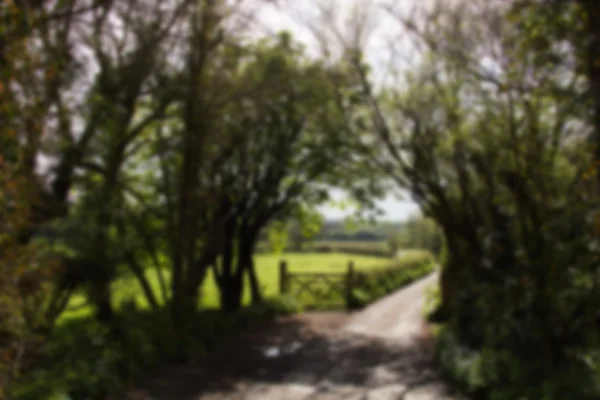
[435, 226, 458, 322]
[241, 234, 262, 305]
[88, 229, 117, 329]
[170, 256, 189, 337]
[220, 275, 244, 312]
[170, 253, 211, 334]
[238, 223, 263, 306]
[216, 220, 247, 312]
[247, 258, 262, 305]
[184, 253, 212, 311]
[126, 255, 159, 311]
[88, 275, 115, 326]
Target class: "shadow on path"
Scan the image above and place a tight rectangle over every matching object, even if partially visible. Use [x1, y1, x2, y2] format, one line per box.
[122, 312, 464, 400]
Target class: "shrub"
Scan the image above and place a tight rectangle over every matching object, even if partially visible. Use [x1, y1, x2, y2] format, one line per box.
[348, 260, 436, 309]
[423, 285, 442, 320]
[305, 241, 392, 257]
[347, 288, 371, 309]
[10, 319, 123, 400]
[9, 305, 275, 400]
[252, 295, 305, 317]
[436, 327, 600, 400]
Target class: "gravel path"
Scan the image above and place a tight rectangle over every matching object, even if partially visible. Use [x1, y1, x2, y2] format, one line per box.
[121, 272, 466, 400]
[345, 272, 439, 340]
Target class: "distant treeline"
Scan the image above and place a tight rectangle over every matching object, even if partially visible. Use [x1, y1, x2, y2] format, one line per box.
[303, 240, 391, 258]
[257, 217, 443, 258]
[316, 231, 386, 242]
[313, 219, 401, 242]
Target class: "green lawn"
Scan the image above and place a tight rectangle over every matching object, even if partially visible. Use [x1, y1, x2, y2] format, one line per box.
[59, 251, 430, 322]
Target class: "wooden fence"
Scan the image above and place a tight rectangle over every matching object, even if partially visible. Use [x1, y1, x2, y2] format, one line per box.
[279, 260, 356, 309]
[278, 259, 428, 309]
[278, 255, 435, 310]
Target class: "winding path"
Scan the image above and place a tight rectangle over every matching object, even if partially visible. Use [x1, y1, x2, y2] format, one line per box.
[345, 272, 439, 340]
[122, 272, 466, 400]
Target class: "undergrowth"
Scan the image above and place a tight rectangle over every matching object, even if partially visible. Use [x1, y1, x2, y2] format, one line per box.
[435, 327, 600, 400]
[348, 259, 437, 309]
[9, 301, 287, 400]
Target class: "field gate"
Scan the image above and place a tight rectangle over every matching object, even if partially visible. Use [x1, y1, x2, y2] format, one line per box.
[278, 260, 356, 309]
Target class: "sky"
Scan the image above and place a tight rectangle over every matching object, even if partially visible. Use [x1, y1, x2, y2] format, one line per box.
[246, 0, 423, 222]
[318, 188, 420, 221]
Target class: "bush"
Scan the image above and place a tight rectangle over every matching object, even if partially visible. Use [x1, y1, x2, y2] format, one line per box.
[348, 260, 437, 309]
[10, 319, 123, 400]
[347, 288, 371, 309]
[9, 306, 275, 400]
[423, 285, 442, 320]
[436, 327, 600, 400]
[256, 295, 305, 316]
[304, 241, 392, 257]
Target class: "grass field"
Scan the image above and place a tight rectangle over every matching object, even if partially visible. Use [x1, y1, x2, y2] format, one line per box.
[59, 251, 432, 322]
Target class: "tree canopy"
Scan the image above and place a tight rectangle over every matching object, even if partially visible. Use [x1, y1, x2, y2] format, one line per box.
[3, 0, 600, 399]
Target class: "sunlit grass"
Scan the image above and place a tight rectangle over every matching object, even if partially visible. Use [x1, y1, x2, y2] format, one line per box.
[58, 251, 432, 322]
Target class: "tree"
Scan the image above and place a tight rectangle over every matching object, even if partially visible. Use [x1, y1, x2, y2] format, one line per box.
[388, 216, 443, 256]
[287, 207, 324, 251]
[0, 0, 103, 393]
[320, 0, 599, 367]
[202, 33, 355, 311]
[387, 233, 402, 256]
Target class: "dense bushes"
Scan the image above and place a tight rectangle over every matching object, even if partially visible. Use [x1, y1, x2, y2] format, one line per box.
[435, 327, 600, 400]
[5, 3, 371, 395]
[348, 258, 437, 309]
[257, 295, 306, 316]
[336, 0, 600, 397]
[9, 305, 283, 400]
[273, 251, 435, 310]
[303, 241, 392, 258]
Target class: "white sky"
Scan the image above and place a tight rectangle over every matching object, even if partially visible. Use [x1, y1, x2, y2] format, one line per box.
[248, 0, 424, 221]
[319, 188, 420, 221]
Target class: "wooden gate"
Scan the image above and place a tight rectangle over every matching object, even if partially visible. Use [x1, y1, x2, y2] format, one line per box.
[279, 261, 355, 309]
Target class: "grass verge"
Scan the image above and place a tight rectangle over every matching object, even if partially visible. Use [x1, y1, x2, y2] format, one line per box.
[10, 303, 286, 400]
[58, 252, 417, 323]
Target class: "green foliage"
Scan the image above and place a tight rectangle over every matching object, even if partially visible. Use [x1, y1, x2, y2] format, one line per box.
[10, 306, 275, 400]
[387, 234, 402, 255]
[332, 0, 600, 396]
[267, 222, 290, 255]
[9, 0, 600, 397]
[387, 217, 443, 258]
[507, 0, 586, 76]
[304, 240, 392, 257]
[348, 258, 436, 309]
[436, 327, 600, 400]
[256, 295, 305, 316]
[438, 236, 449, 267]
[348, 288, 371, 308]
[314, 219, 399, 241]
[284, 207, 325, 250]
[423, 285, 442, 320]
[244, 251, 436, 311]
[11, 319, 122, 400]
[55, 252, 405, 315]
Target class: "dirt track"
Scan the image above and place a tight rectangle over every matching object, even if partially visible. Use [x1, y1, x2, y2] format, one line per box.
[122, 272, 466, 400]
